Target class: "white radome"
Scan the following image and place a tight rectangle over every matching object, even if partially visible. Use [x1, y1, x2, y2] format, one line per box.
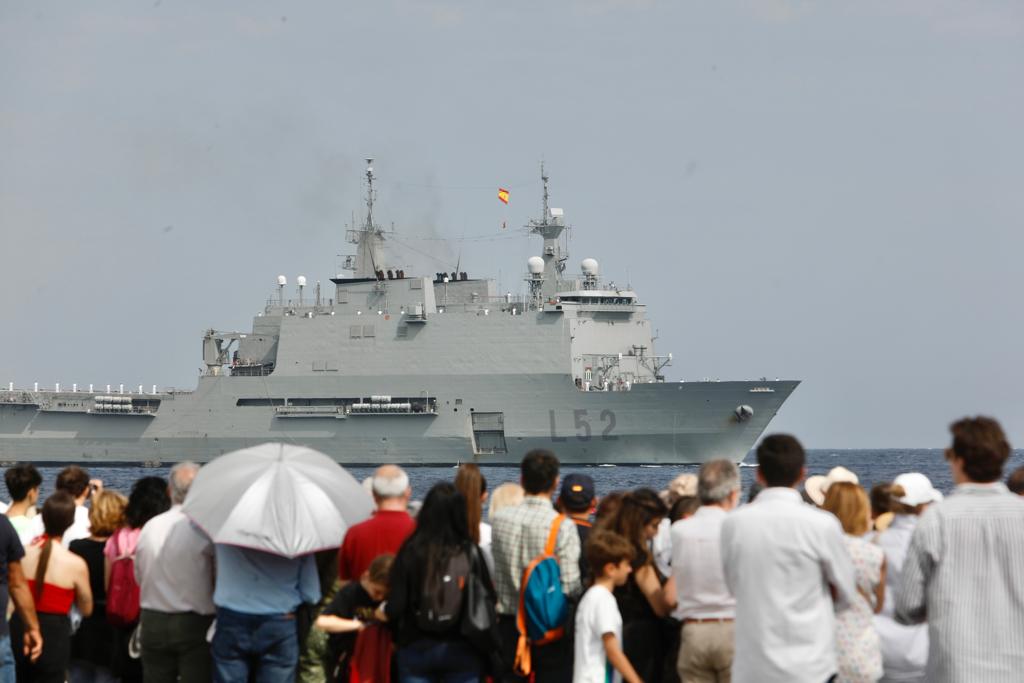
[277, 275, 288, 286]
[581, 258, 599, 276]
[527, 256, 545, 274]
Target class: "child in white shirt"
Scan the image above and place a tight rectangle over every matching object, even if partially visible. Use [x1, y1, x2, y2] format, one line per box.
[573, 530, 642, 683]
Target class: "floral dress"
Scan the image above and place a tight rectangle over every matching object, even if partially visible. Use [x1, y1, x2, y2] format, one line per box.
[836, 535, 884, 682]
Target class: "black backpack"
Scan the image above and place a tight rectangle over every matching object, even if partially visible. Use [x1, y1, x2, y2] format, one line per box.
[416, 549, 472, 633]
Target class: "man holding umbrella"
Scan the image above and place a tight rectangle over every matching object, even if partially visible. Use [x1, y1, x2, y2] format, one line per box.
[182, 443, 375, 683]
[211, 543, 321, 680]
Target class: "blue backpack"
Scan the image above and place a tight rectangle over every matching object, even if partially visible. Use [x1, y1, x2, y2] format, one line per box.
[514, 514, 569, 677]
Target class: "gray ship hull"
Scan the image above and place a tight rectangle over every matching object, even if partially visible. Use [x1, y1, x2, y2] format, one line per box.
[0, 375, 797, 465]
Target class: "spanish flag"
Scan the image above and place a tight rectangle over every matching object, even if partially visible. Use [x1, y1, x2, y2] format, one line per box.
[497, 188, 510, 204]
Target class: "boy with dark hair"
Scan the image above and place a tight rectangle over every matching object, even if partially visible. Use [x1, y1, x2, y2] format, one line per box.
[316, 553, 393, 683]
[573, 531, 640, 683]
[4, 465, 42, 544]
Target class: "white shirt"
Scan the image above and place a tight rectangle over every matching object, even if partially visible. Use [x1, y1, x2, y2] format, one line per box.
[478, 521, 494, 576]
[7, 514, 43, 548]
[62, 505, 91, 547]
[652, 517, 672, 578]
[671, 505, 735, 619]
[134, 505, 216, 615]
[573, 584, 622, 683]
[872, 514, 928, 681]
[721, 487, 856, 683]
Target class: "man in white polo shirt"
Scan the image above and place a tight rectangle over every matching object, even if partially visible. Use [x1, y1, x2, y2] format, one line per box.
[671, 459, 740, 682]
[134, 462, 216, 683]
[721, 434, 856, 683]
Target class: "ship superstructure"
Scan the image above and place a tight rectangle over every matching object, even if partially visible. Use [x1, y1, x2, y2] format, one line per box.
[0, 161, 797, 465]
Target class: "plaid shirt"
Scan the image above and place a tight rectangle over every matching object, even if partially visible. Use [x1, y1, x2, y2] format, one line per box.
[490, 495, 582, 616]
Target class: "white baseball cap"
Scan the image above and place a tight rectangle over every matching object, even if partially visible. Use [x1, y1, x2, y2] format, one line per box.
[893, 472, 943, 507]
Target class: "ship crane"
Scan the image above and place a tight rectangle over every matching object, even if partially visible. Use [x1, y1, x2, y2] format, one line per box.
[202, 330, 248, 376]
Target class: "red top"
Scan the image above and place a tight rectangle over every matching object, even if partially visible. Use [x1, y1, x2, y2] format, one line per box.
[27, 580, 75, 615]
[338, 510, 415, 581]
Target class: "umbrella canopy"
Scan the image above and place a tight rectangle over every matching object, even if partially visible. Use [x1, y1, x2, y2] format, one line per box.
[182, 442, 374, 558]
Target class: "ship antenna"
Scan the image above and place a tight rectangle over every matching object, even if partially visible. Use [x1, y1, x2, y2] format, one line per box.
[365, 157, 375, 230]
[363, 158, 380, 274]
[541, 161, 549, 221]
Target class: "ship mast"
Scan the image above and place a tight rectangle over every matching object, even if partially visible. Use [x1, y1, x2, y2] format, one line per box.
[346, 158, 387, 278]
[527, 162, 567, 299]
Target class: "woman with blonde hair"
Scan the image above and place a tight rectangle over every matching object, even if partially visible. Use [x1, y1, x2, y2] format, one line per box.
[822, 482, 886, 683]
[70, 489, 127, 682]
[12, 492, 93, 682]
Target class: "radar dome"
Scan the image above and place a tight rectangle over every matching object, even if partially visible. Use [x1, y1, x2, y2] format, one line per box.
[297, 276, 307, 287]
[581, 258, 599, 276]
[527, 256, 545, 274]
[277, 275, 287, 286]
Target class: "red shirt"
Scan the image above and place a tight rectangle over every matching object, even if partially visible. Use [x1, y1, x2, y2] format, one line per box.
[338, 510, 416, 581]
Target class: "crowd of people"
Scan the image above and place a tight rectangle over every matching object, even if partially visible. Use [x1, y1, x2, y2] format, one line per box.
[0, 415, 1022, 683]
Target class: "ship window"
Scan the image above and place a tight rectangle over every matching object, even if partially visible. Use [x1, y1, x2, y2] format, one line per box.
[455, 398, 463, 405]
[349, 326, 362, 339]
[312, 361, 326, 372]
[410, 280, 422, 290]
[236, 398, 286, 406]
[362, 325, 376, 337]
[338, 291, 349, 303]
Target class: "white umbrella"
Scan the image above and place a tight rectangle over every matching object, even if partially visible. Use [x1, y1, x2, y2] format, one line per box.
[182, 442, 374, 558]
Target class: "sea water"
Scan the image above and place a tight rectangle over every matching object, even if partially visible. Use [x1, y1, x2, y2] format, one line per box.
[26, 449, 1024, 503]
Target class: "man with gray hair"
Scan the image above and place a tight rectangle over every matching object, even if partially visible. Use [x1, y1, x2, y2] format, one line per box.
[135, 461, 216, 682]
[670, 459, 740, 682]
[337, 464, 415, 582]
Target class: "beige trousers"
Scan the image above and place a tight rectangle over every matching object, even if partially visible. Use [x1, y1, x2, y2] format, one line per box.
[676, 620, 735, 683]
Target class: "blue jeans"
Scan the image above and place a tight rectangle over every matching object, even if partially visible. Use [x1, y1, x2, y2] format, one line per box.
[0, 634, 14, 683]
[396, 639, 482, 683]
[211, 607, 299, 683]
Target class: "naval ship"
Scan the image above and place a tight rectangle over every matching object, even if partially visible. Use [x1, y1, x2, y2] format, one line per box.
[0, 161, 798, 465]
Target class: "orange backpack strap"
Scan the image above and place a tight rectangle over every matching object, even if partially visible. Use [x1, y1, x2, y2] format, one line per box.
[544, 514, 565, 556]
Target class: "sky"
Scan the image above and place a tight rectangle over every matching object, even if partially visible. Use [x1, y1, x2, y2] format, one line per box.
[1, 1, 1021, 448]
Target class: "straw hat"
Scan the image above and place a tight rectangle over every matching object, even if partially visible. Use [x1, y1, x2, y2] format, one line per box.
[667, 473, 698, 498]
[804, 466, 859, 506]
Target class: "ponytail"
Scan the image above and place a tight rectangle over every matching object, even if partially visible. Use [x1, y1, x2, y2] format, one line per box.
[34, 538, 53, 602]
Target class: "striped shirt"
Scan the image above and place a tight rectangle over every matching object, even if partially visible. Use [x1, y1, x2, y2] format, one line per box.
[896, 482, 1024, 683]
[491, 496, 582, 615]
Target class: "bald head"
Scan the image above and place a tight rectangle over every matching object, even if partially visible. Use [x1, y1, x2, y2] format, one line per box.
[169, 461, 200, 505]
[372, 465, 410, 502]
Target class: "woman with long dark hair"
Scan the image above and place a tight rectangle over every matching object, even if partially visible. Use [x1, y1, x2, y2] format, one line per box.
[385, 482, 491, 683]
[600, 488, 676, 683]
[11, 491, 93, 682]
[104, 477, 170, 683]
